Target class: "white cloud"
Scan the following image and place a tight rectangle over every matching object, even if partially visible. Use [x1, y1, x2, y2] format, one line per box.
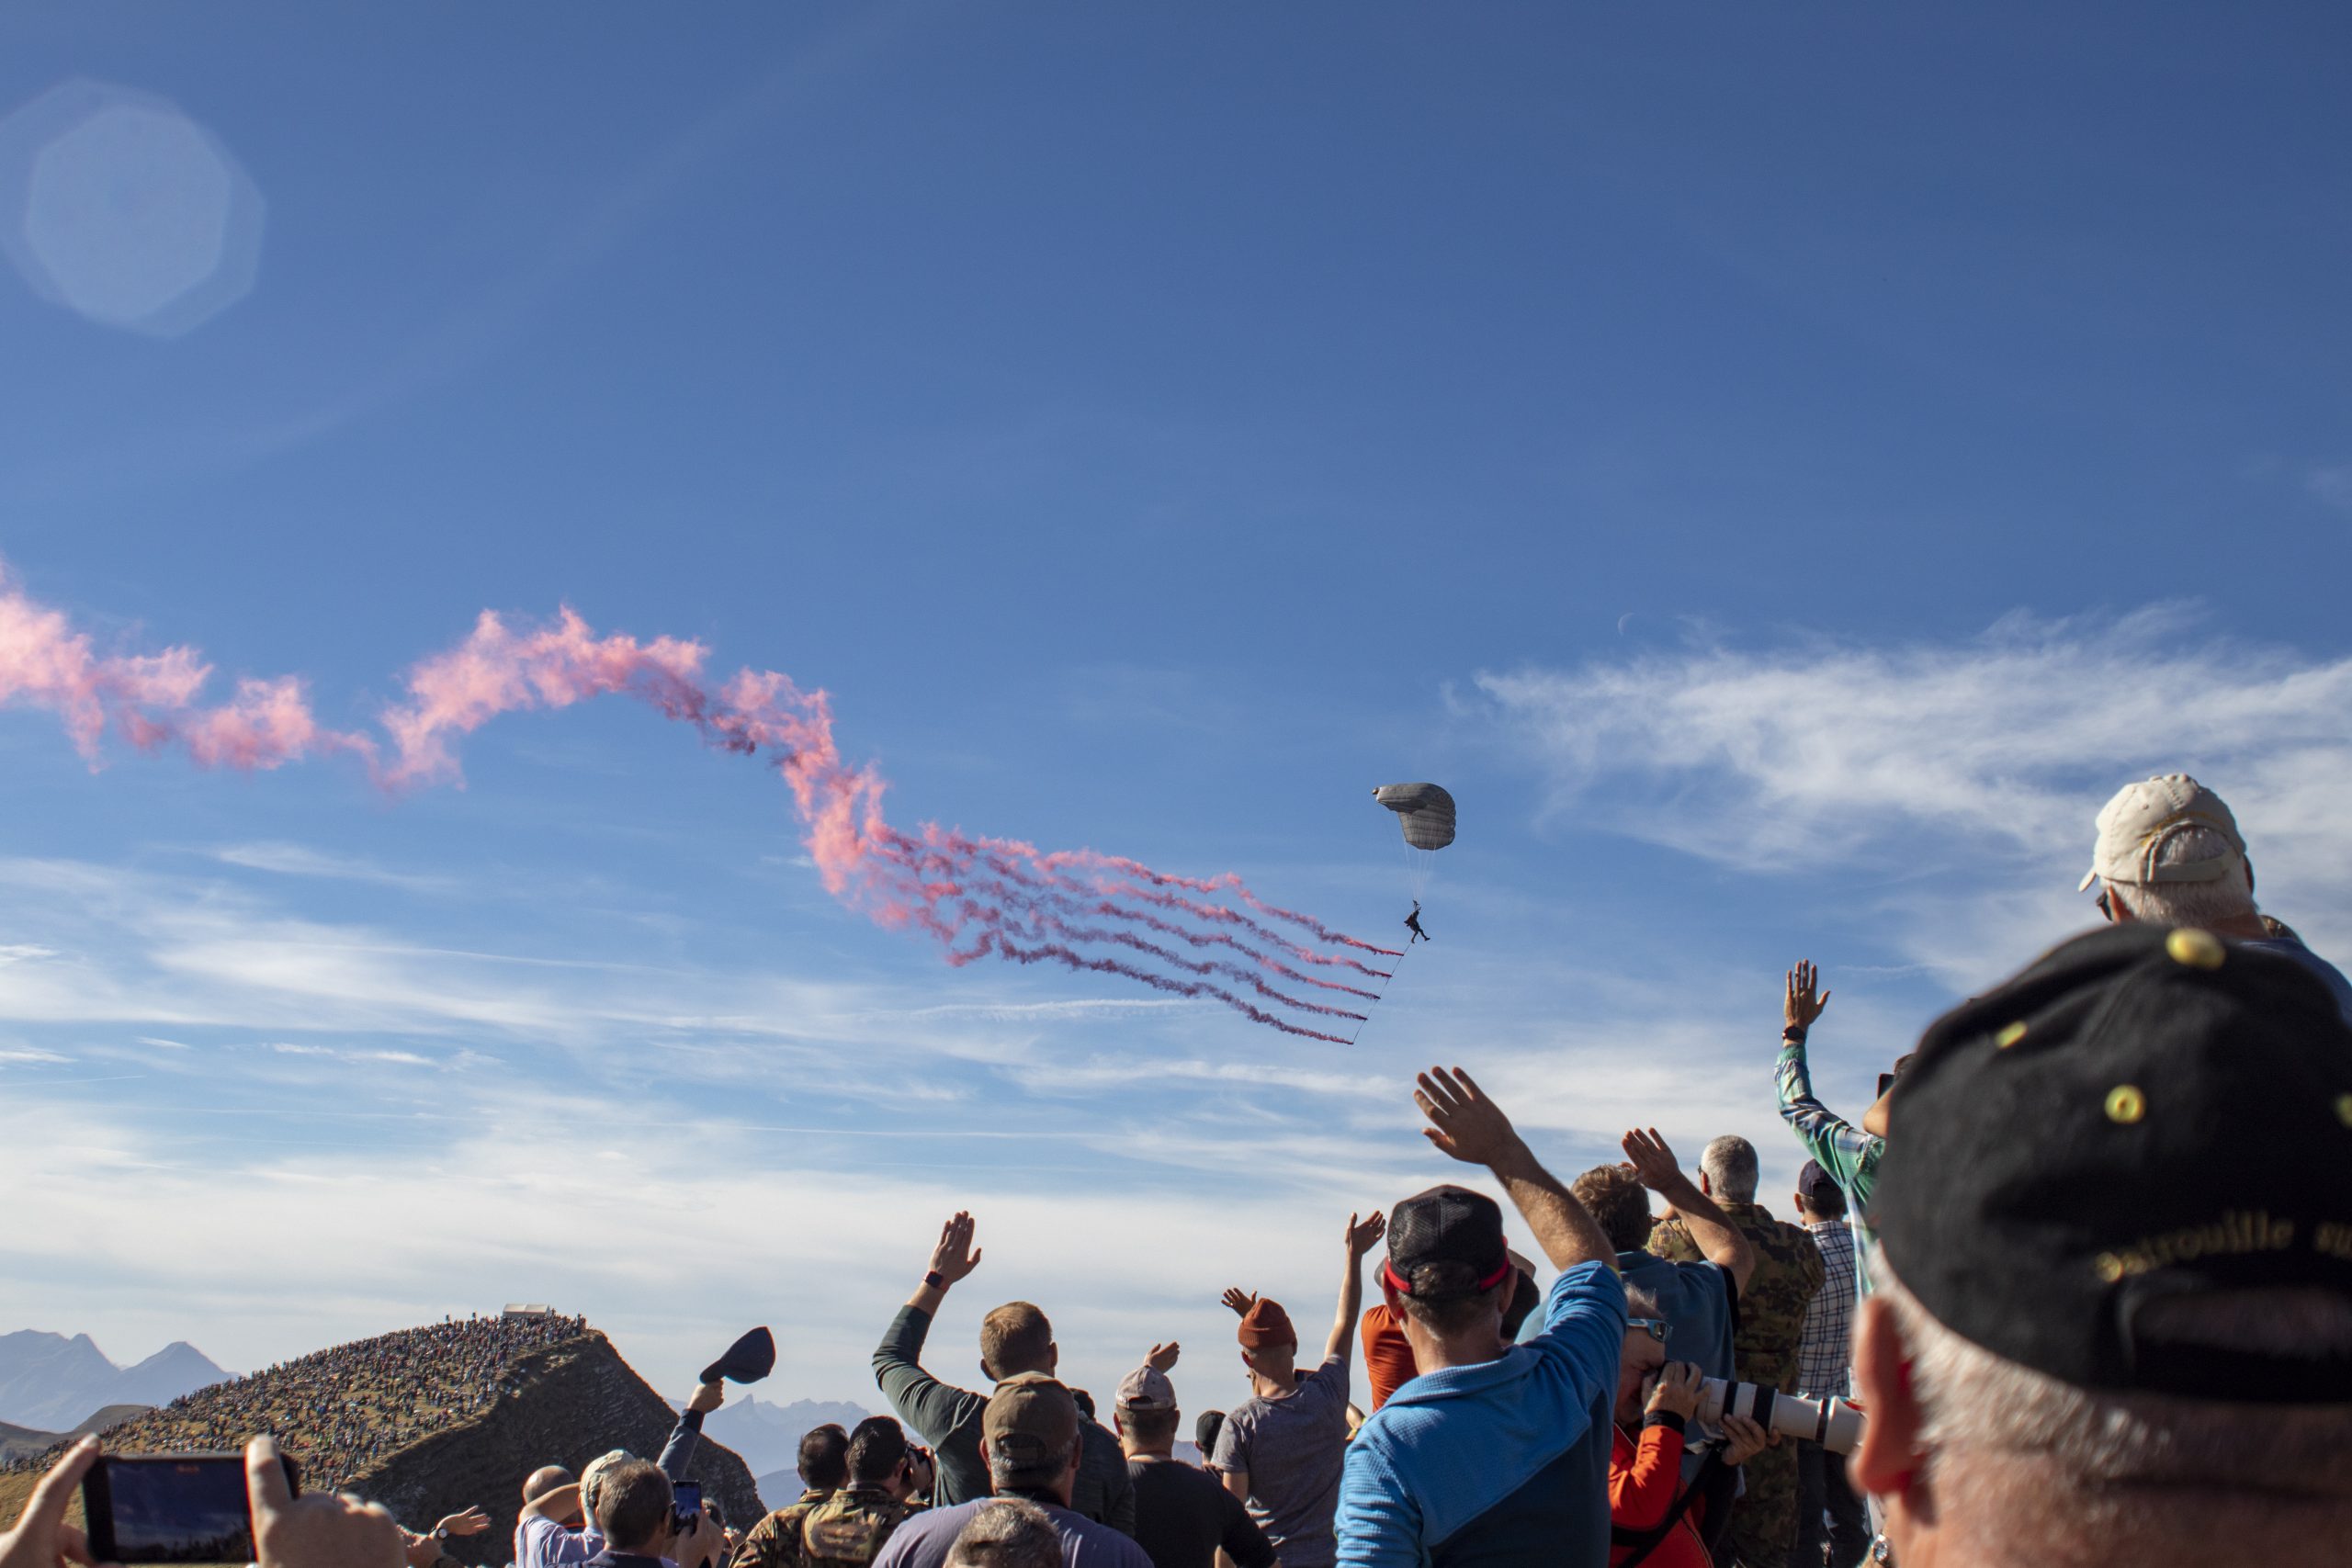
[1477, 605, 2352, 971]
[207, 841, 458, 894]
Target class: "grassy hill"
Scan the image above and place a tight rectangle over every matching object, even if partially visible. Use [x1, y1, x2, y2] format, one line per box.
[0, 1321, 762, 1567]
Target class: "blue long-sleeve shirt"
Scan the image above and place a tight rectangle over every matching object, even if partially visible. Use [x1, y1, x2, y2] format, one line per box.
[1335, 1262, 1625, 1568]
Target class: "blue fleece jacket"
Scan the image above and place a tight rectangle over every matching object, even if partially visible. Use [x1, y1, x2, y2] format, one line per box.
[1334, 1261, 1625, 1568]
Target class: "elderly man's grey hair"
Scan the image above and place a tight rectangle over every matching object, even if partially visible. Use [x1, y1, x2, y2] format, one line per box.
[944, 1499, 1062, 1568]
[1698, 1135, 1759, 1203]
[1873, 1254, 2352, 1566]
[2100, 825, 2259, 927]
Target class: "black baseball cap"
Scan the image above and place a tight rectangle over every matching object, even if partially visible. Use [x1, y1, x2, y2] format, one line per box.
[1795, 1160, 1846, 1215]
[1385, 1184, 1511, 1300]
[1875, 923, 2352, 1404]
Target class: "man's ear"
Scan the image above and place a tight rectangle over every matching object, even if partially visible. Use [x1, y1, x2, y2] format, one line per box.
[1046, 1341, 1058, 1372]
[1379, 1273, 1405, 1313]
[1849, 1294, 1924, 1501]
[1698, 1171, 1713, 1198]
[978, 1358, 996, 1384]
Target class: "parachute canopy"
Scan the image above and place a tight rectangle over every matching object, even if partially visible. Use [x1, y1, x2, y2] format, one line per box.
[1374, 782, 1456, 851]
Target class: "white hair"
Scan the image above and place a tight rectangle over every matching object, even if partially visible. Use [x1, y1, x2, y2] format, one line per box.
[1875, 1258, 2352, 1566]
[1698, 1135, 1759, 1202]
[944, 1499, 1061, 1568]
[2100, 825, 2258, 927]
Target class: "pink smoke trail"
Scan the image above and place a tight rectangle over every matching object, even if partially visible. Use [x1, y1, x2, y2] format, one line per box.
[0, 567, 1394, 1041]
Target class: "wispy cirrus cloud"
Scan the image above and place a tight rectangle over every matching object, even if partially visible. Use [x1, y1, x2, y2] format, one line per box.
[1475, 605, 2352, 969]
[206, 841, 459, 894]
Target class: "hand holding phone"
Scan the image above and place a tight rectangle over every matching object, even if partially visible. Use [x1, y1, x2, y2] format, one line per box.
[0, 1435, 103, 1568]
[671, 1480, 704, 1537]
[84, 1448, 284, 1563]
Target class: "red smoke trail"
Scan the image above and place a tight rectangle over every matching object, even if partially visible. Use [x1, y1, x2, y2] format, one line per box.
[0, 567, 1392, 1041]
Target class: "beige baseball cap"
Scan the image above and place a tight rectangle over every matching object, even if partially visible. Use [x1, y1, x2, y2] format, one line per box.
[1114, 1364, 1176, 1411]
[2077, 774, 2248, 892]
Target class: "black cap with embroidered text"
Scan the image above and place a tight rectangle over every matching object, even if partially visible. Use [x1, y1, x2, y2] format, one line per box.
[1875, 923, 2352, 1404]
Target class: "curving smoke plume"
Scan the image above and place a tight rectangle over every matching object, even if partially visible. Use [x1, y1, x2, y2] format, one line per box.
[0, 566, 1397, 1041]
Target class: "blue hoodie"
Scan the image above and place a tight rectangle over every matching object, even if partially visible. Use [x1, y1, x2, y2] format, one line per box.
[1335, 1262, 1625, 1568]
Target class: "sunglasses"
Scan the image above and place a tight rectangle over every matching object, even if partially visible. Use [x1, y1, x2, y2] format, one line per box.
[1627, 1317, 1668, 1344]
[2095, 889, 2114, 921]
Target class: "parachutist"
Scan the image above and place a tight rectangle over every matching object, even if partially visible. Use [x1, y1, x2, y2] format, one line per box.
[1404, 900, 1429, 943]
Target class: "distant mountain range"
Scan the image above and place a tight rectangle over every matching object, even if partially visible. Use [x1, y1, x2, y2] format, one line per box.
[0, 1331, 230, 1430]
[699, 1393, 870, 1485]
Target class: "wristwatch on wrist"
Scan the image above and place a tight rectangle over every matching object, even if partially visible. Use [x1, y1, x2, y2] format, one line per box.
[923, 1269, 946, 1290]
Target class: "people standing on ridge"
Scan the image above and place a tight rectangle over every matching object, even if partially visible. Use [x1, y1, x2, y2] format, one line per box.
[1211, 1208, 1386, 1568]
[875, 1211, 1136, 1530]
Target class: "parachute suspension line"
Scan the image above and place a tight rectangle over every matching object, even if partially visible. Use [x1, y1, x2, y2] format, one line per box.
[1343, 939, 1409, 1048]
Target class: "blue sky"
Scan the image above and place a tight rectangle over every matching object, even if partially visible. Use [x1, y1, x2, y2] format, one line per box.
[2, 3, 2348, 1418]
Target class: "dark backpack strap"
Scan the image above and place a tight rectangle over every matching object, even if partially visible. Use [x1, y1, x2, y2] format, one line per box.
[1610, 1450, 1724, 1568]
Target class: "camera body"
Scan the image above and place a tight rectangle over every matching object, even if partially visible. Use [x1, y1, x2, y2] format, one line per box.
[1697, 1377, 1865, 1455]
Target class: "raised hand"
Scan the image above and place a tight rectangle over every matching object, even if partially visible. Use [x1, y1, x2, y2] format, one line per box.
[1146, 1342, 1182, 1373]
[433, 1508, 491, 1538]
[1621, 1127, 1688, 1194]
[929, 1212, 984, 1285]
[1344, 1211, 1387, 1260]
[1414, 1066, 1523, 1168]
[1785, 961, 1831, 1032]
[686, 1380, 726, 1415]
[249, 1434, 406, 1568]
[1219, 1288, 1258, 1318]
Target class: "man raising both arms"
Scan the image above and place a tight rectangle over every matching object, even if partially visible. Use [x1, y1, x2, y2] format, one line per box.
[1211, 1208, 1388, 1568]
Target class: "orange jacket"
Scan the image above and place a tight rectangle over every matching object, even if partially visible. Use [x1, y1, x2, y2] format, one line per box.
[1360, 1304, 1420, 1412]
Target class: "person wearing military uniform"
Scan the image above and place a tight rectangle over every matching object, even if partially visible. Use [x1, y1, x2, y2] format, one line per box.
[1650, 1135, 1824, 1568]
[731, 1418, 928, 1568]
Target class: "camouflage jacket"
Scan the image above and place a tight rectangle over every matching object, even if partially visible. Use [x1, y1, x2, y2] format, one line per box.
[1651, 1200, 1825, 1393]
[729, 1485, 916, 1568]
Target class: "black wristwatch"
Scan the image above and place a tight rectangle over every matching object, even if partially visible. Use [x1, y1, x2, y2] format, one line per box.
[924, 1269, 946, 1290]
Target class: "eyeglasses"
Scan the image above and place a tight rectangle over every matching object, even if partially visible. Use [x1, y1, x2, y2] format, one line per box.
[2095, 889, 2114, 921]
[1627, 1318, 1668, 1344]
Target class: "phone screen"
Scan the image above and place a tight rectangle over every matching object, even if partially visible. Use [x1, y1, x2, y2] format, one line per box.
[86, 1454, 255, 1563]
[673, 1479, 703, 1528]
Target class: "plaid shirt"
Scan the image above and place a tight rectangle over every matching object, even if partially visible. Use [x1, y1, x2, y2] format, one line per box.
[1793, 1219, 1858, 1399]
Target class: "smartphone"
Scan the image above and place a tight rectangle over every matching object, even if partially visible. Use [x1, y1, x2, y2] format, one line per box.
[672, 1479, 703, 1534]
[82, 1451, 297, 1564]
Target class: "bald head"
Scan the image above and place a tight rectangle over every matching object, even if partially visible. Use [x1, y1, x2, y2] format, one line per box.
[523, 1465, 574, 1504]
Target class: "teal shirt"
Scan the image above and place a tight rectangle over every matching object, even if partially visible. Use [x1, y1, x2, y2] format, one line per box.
[1776, 1035, 1884, 1303]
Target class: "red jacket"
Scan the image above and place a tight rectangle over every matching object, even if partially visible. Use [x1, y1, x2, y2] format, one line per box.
[1608, 1418, 1711, 1568]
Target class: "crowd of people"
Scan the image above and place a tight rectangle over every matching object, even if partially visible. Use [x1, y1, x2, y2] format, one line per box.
[0, 1313, 590, 1491]
[5, 773, 2351, 1568]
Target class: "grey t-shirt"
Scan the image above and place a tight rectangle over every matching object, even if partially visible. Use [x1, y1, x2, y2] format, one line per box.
[1208, 1354, 1350, 1568]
